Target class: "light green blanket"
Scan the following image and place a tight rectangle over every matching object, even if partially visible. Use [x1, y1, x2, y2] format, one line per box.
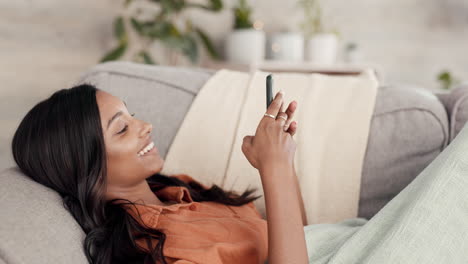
[303, 123, 468, 263]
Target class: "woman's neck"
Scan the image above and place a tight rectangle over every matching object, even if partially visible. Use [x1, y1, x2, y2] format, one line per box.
[106, 180, 168, 206]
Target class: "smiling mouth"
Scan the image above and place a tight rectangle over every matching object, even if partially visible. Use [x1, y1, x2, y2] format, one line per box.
[137, 141, 155, 157]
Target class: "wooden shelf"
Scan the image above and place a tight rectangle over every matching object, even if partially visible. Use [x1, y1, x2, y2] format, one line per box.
[201, 60, 382, 78]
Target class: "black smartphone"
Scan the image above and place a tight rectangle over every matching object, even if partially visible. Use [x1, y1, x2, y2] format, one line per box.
[266, 74, 273, 109]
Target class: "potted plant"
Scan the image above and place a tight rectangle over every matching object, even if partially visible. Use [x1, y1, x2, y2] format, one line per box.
[344, 42, 361, 64]
[224, 0, 265, 64]
[297, 0, 339, 65]
[100, 0, 223, 66]
[437, 70, 460, 90]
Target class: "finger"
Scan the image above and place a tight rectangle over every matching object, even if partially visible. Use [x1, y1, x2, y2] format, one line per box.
[243, 135, 253, 145]
[287, 121, 298, 136]
[277, 112, 288, 127]
[284, 101, 297, 127]
[242, 136, 252, 152]
[283, 118, 294, 132]
[279, 96, 285, 113]
[264, 90, 284, 122]
[277, 98, 288, 128]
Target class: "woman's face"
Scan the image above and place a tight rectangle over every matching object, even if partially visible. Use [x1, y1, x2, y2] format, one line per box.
[96, 90, 164, 189]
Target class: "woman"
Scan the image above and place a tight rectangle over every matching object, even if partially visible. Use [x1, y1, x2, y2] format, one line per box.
[11, 84, 305, 263]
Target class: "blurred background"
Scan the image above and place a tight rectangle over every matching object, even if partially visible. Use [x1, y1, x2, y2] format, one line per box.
[0, 0, 467, 170]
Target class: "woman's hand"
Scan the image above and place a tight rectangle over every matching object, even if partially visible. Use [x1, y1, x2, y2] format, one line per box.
[241, 90, 298, 172]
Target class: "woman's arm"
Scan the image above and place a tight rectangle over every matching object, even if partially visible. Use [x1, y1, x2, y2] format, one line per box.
[292, 163, 307, 226]
[260, 163, 309, 264]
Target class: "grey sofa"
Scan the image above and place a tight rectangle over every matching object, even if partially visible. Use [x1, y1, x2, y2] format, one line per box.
[1, 61, 467, 264]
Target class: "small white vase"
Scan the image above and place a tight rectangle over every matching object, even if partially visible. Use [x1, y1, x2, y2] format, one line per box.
[267, 32, 304, 62]
[305, 33, 338, 65]
[344, 49, 361, 64]
[225, 28, 265, 64]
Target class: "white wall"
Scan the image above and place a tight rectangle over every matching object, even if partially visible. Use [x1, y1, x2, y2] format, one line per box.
[0, 0, 467, 170]
[0, 0, 121, 170]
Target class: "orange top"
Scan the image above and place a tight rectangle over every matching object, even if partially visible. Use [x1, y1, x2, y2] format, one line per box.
[124, 174, 269, 264]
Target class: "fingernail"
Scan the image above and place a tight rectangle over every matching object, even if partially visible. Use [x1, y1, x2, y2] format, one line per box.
[279, 90, 285, 95]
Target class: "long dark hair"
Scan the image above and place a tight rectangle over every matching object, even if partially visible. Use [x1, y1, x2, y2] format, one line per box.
[11, 84, 262, 264]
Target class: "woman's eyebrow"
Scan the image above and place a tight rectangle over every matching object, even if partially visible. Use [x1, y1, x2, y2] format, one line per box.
[107, 100, 127, 130]
[108, 111, 123, 130]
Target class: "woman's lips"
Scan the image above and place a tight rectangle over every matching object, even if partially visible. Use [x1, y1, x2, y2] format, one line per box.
[139, 146, 157, 157]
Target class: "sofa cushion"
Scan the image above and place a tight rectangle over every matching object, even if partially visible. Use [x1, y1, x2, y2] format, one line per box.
[436, 85, 468, 142]
[0, 167, 88, 264]
[358, 85, 449, 219]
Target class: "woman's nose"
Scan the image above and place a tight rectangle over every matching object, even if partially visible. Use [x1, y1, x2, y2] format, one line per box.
[140, 122, 152, 137]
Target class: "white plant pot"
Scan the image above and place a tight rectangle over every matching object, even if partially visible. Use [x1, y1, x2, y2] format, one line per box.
[225, 29, 265, 64]
[305, 33, 338, 65]
[344, 49, 361, 64]
[267, 32, 304, 62]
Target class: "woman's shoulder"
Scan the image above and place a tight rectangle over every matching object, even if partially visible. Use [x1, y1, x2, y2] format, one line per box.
[169, 173, 264, 219]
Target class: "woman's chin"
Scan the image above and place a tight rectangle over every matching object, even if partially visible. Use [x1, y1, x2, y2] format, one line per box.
[137, 150, 164, 175]
[150, 159, 165, 175]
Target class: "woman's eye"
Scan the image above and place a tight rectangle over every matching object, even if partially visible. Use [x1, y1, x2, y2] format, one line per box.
[117, 113, 135, 134]
[118, 125, 128, 134]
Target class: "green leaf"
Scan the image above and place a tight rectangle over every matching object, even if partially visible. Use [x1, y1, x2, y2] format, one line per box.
[185, 20, 194, 32]
[142, 21, 174, 38]
[186, 0, 223, 11]
[233, 0, 253, 29]
[182, 34, 198, 63]
[437, 71, 450, 81]
[124, 0, 134, 7]
[130, 18, 144, 34]
[138, 51, 156, 64]
[159, 0, 185, 13]
[437, 71, 453, 90]
[194, 27, 220, 60]
[298, 0, 324, 35]
[209, 0, 223, 11]
[168, 23, 182, 37]
[114, 16, 126, 41]
[100, 42, 127, 62]
[161, 34, 198, 63]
